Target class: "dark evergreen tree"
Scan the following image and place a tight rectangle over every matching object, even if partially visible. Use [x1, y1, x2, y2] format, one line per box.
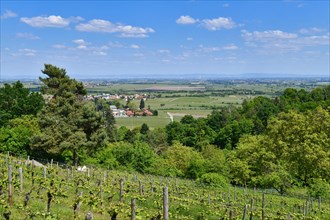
[31, 64, 115, 164]
[139, 99, 145, 110]
[140, 123, 149, 135]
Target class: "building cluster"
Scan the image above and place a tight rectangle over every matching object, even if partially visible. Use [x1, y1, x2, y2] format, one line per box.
[84, 93, 154, 118]
[110, 105, 153, 118]
[85, 93, 147, 101]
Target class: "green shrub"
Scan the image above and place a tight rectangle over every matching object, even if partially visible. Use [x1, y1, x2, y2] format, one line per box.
[197, 173, 228, 188]
[308, 178, 330, 198]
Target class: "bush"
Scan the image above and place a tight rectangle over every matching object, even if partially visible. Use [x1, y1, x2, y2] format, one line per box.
[147, 157, 182, 177]
[308, 178, 330, 198]
[197, 173, 228, 188]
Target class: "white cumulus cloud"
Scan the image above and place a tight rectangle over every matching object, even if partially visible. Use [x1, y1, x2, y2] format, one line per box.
[202, 17, 236, 30]
[76, 19, 154, 38]
[72, 39, 90, 50]
[176, 16, 198, 25]
[21, 15, 69, 27]
[20, 15, 82, 28]
[176, 15, 237, 31]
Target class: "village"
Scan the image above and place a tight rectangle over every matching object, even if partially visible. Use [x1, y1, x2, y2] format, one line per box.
[86, 93, 155, 118]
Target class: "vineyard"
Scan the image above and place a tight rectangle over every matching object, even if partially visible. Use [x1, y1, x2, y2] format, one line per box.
[0, 154, 329, 220]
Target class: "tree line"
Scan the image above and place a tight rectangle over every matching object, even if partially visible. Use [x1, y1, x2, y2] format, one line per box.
[0, 64, 329, 196]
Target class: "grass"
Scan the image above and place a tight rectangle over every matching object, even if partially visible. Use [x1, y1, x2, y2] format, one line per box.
[114, 95, 245, 129]
[115, 111, 172, 129]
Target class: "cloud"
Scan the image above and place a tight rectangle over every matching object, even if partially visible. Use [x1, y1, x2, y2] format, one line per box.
[176, 15, 198, 25]
[242, 30, 297, 41]
[21, 15, 69, 28]
[131, 44, 140, 49]
[76, 19, 154, 38]
[223, 44, 239, 50]
[198, 45, 221, 53]
[133, 53, 144, 57]
[12, 49, 37, 56]
[187, 37, 193, 41]
[242, 29, 329, 54]
[298, 34, 330, 46]
[202, 17, 236, 30]
[299, 27, 325, 35]
[222, 3, 230, 7]
[20, 15, 82, 28]
[1, 10, 17, 19]
[53, 44, 66, 49]
[108, 42, 124, 48]
[93, 51, 107, 56]
[16, 32, 40, 40]
[72, 39, 90, 49]
[73, 39, 88, 45]
[157, 49, 170, 54]
[119, 33, 150, 38]
[176, 15, 236, 31]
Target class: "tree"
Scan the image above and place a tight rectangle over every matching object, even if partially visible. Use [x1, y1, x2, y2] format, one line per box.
[31, 64, 114, 165]
[139, 99, 145, 110]
[109, 141, 156, 173]
[201, 145, 228, 176]
[229, 107, 330, 191]
[0, 115, 40, 156]
[266, 108, 330, 184]
[163, 142, 204, 178]
[140, 123, 149, 135]
[241, 96, 279, 134]
[146, 128, 168, 154]
[0, 81, 44, 126]
[214, 118, 253, 149]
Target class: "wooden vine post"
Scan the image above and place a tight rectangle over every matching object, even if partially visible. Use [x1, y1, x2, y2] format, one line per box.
[43, 166, 47, 180]
[139, 180, 143, 196]
[8, 165, 13, 207]
[242, 204, 248, 220]
[120, 178, 124, 202]
[19, 167, 23, 193]
[131, 198, 136, 220]
[262, 193, 265, 220]
[229, 209, 233, 220]
[249, 198, 254, 220]
[163, 186, 169, 220]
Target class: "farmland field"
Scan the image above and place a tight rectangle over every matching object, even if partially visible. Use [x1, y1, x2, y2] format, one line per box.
[115, 95, 246, 129]
[83, 79, 329, 129]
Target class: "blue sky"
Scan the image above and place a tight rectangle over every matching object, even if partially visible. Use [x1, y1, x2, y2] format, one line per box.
[1, 1, 329, 79]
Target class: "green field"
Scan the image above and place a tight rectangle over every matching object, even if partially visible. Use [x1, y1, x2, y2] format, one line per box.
[115, 95, 247, 129]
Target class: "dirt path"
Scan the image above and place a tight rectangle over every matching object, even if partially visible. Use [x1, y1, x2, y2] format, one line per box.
[167, 112, 173, 122]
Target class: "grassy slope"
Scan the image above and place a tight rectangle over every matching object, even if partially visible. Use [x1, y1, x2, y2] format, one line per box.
[0, 154, 329, 220]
